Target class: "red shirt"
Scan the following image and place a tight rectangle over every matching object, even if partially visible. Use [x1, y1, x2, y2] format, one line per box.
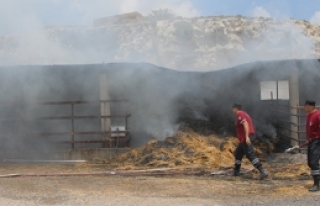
[236, 111, 255, 143]
[306, 110, 320, 141]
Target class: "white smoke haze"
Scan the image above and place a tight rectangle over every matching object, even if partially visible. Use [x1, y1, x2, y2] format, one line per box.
[0, 0, 200, 36]
[230, 20, 317, 68]
[310, 11, 320, 25]
[0, 0, 201, 66]
[0, 1, 318, 69]
[2, 19, 315, 67]
[0, 0, 43, 36]
[160, 1, 201, 17]
[68, 0, 200, 24]
[252, 6, 271, 18]
[0, 1, 319, 150]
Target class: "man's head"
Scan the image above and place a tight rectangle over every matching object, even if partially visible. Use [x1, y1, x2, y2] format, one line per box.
[232, 103, 242, 115]
[304, 100, 316, 113]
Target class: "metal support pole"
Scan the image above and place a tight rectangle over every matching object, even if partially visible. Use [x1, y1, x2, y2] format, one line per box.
[270, 91, 274, 122]
[276, 82, 279, 141]
[71, 103, 75, 150]
[289, 71, 299, 148]
[20, 104, 25, 138]
[297, 103, 301, 153]
[99, 74, 111, 148]
[125, 100, 129, 147]
[276, 81, 279, 114]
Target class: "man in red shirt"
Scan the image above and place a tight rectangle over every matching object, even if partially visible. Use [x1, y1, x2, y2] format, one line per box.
[232, 104, 268, 180]
[304, 100, 320, 192]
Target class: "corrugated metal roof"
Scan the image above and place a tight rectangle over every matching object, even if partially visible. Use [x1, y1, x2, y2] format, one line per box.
[0, 59, 319, 75]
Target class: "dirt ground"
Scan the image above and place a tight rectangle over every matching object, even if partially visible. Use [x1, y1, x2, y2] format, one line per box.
[0, 131, 317, 205]
[0, 163, 319, 206]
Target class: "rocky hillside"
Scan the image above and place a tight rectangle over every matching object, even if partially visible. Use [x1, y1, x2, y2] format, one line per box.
[0, 14, 319, 71]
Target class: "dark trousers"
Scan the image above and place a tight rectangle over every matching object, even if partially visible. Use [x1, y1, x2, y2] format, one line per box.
[234, 141, 262, 171]
[308, 139, 320, 177]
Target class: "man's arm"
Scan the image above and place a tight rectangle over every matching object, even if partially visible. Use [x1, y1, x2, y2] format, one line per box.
[243, 121, 252, 145]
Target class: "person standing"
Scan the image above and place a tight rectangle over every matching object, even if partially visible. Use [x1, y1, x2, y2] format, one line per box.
[232, 104, 268, 180]
[304, 100, 320, 192]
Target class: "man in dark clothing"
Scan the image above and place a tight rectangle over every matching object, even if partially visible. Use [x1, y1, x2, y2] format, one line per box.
[232, 104, 268, 180]
[304, 100, 320, 192]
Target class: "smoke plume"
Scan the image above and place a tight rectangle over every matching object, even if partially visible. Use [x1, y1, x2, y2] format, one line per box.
[0, 1, 319, 157]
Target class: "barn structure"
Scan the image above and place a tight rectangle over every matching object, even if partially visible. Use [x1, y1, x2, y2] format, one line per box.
[0, 59, 319, 159]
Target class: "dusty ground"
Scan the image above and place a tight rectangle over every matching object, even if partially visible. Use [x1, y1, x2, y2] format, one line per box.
[0, 132, 316, 205]
[0, 163, 319, 206]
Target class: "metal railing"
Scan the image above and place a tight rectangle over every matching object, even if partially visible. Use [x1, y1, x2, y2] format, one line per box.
[0, 100, 131, 149]
[269, 92, 303, 151]
[268, 92, 320, 152]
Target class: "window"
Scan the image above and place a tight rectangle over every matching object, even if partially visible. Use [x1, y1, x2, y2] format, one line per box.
[260, 81, 289, 100]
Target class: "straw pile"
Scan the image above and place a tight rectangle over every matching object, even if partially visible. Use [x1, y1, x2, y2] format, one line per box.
[91, 129, 310, 180]
[112, 130, 253, 170]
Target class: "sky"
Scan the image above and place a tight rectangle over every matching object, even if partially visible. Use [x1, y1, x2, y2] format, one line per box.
[0, 0, 320, 35]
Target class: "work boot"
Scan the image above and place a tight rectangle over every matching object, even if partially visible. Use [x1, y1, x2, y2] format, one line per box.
[258, 168, 268, 180]
[233, 169, 241, 176]
[234, 163, 241, 176]
[309, 177, 320, 192]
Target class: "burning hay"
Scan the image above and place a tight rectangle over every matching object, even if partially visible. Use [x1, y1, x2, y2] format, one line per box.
[112, 130, 252, 170]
